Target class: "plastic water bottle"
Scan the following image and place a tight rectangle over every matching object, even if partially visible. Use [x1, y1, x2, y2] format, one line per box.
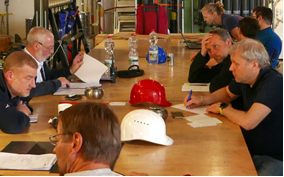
[104, 36, 115, 76]
[148, 29, 158, 64]
[128, 33, 139, 67]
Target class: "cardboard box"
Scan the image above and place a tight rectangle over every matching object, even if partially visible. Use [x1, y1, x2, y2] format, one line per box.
[94, 32, 171, 57]
[0, 35, 12, 52]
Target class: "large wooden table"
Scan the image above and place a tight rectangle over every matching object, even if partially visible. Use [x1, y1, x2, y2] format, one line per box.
[0, 38, 257, 176]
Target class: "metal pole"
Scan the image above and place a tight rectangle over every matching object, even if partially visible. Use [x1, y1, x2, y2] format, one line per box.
[271, 0, 274, 30]
[177, 0, 180, 32]
[191, 0, 193, 33]
[5, 0, 9, 35]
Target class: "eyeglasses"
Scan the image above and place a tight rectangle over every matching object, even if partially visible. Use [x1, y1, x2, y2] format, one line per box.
[37, 41, 54, 52]
[49, 133, 67, 145]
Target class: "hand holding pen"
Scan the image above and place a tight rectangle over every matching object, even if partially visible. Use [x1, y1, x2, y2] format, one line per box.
[183, 91, 204, 109]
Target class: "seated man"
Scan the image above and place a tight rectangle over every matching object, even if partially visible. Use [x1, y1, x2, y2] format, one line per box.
[0, 51, 38, 134]
[184, 39, 283, 176]
[6, 26, 84, 100]
[253, 6, 282, 68]
[188, 28, 233, 93]
[238, 16, 260, 40]
[52, 102, 147, 176]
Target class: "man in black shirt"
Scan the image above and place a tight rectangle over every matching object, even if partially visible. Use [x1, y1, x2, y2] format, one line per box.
[188, 29, 233, 93]
[0, 51, 38, 134]
[184, 39, 283, 176]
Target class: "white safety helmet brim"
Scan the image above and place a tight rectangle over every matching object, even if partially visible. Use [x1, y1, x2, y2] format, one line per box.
[121, 109, 174, 146]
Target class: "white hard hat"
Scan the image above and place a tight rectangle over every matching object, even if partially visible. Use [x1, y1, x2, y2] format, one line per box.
[121, 109, 174, 146]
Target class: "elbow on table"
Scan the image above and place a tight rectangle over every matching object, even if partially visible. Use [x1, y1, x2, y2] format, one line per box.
[1, 123, 30, 134]
[240, 121, 257, 131]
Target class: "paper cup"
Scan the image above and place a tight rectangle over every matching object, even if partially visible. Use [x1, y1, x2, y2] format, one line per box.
[58, 103, 72, 114]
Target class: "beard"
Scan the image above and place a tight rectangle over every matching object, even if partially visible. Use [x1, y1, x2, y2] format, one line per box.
[35, 50, 50, 62]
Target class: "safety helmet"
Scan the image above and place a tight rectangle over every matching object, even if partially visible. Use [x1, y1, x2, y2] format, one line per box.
[129, 79, 171, 107]
[121, 109, 174, 146]
[146, 46, 167, 64]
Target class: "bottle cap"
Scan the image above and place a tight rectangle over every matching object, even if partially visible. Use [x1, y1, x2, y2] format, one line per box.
[152, 29, 155, 31]
[107, 35, 111, 38]
[131, 33, 135, 36]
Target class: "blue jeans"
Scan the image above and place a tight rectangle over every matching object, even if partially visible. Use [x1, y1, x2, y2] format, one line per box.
[253, 155, 283, 176]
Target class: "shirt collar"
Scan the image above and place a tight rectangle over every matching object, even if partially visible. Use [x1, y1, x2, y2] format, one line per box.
[24, 48, 44, 68]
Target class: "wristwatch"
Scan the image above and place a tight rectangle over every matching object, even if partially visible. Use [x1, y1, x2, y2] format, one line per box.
[219, 103, 229, 115]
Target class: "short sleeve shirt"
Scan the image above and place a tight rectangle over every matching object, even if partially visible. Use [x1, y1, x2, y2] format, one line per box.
[221, 14, 242, 37]
[228, 69, 283, 161]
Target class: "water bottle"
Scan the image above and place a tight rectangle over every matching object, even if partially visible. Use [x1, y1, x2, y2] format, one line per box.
[128, 33, 139, 67]
[104, 36, 115, 76]
[148, 29, 158, 64]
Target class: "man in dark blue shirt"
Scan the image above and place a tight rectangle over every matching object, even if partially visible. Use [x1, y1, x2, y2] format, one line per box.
[253, 6, 282, 69]
[184, 39, 283, 176]
[0, 51, 38, 134]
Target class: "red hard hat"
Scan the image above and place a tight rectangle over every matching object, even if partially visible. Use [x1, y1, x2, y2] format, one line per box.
[129, 79, 171, 107]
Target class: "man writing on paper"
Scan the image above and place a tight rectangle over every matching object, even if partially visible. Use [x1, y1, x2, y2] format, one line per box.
[51, 102, 148, 176]
[184, 39, 283, 176]
[6, 27, 84, 100]
[0, 51, 37, 134]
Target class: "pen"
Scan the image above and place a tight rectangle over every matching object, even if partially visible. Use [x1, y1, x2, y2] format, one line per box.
[186, 90, 192, 109]
[22, 101, 26, 105]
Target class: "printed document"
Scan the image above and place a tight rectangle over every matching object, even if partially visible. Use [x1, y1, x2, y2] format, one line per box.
[0, 152, 57, 170]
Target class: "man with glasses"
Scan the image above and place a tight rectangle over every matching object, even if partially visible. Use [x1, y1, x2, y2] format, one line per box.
[0, 51, 37, 134]
[50, 102, 147, 176]
[6, 27, 83, 107]
[252, 6, 282, 69]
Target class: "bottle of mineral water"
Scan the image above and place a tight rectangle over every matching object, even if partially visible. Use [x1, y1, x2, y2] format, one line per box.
[104, 36, 115, 76]
[128, 33, 139, 67]
[148, 29, 158, 64]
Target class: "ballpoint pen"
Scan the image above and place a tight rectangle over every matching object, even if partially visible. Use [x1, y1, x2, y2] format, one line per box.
[186, 90, 192, 109]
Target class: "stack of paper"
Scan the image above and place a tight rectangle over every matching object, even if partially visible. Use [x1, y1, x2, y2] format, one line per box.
[29, 114, 38, 123]
[0, 152, 57, 170]
[182, 83, 210, 92]
[171, 104, 222, 128]
[184, 114, 222, 128]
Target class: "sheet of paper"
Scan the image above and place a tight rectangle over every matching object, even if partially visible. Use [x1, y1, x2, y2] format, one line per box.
[29, 114, 38, 123]
[109, 102, 126, 106]
[171, 104, 209, 114]
[53, 88, 85, 95]
[0, 152, 57, 170]
[182, 83, 210, 92]
[184, 115, 222, 124]
[75, 54, 108, 84]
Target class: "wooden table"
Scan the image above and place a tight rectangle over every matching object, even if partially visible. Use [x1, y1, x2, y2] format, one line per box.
[0, 38, 257, 176]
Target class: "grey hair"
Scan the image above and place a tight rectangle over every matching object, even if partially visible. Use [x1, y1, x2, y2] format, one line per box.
[209, 28, 233, 43]
[229, 39, 271, 69]
[26, 26, 54, 46]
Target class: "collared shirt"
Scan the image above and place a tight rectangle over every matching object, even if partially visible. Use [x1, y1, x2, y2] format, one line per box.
[24, 48, 45, 83]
